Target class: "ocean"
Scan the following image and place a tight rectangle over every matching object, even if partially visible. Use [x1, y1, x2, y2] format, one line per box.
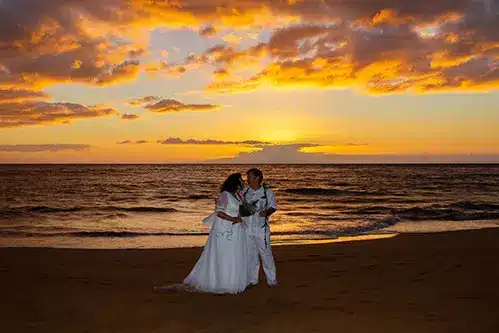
[1, 164, 498, 248]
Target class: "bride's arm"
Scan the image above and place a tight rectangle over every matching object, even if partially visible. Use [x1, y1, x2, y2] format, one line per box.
[216, 211, 243, 223]
[215, 191, 243, 223]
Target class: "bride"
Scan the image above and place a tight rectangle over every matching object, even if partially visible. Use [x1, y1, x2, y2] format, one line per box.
[183, 173, 250, 294]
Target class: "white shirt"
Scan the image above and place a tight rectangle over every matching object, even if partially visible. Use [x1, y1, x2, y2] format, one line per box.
[240, 186, 277, 230]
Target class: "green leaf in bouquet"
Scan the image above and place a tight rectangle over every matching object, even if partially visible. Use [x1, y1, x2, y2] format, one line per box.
[239, 200, 258, 217]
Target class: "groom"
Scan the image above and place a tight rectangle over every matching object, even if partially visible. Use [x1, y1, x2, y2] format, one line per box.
[241, 168, 278, 286]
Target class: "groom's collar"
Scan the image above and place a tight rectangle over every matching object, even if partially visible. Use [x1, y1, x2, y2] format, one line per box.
[248, 185, 264, 192]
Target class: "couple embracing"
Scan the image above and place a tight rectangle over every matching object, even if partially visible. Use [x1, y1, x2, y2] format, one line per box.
[183, 168, 278, 294]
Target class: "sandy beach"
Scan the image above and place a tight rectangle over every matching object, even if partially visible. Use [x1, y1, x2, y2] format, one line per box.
[1, 229, 499, 333]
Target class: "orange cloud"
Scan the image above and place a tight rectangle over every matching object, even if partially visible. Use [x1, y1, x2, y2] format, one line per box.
[267, 24, 331, 59]
[126, 96, 162, 106]
[206, 143, 499, 164]
[206, 143, 328, 163]
[120, 113, 140, 120]
[145, 99, 220, 113]
[0, 89, 49, 103]
[221, 32, 243, 45]
[218, 53, 499, 95]
[0, 12, 145, 90]
[429, 51, 474, 69]
[146, 53, 209, 77]
[203, 12, 499, 95]
[199, 25, 217, 37]
[157, 138, 271, 145]
[0, 102, 117, 128]
[129, 0, 292, 28]
[157, 42, 269, 81]
[0, 0, 497, 96]
[213, 69, 229, 79]
[126, 96, 222, 113]
[371, 9, 414, 26]
[95, 60, 141, 86]
[117, 140, 148, 144]
[206, 76, 264, 94]
[0, 144, 91, 152]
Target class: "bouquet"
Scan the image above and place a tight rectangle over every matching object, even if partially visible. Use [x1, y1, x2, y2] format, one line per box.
[239, 199, 259, 217]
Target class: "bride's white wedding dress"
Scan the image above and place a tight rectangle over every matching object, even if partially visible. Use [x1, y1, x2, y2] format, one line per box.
[183, 191, 250, 294]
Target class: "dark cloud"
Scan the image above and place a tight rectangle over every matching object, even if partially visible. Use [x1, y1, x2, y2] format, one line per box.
[0, 88, 48, 103]
[146, 53, 208, 77]
[139, 1, 499, 94]
[94, 60, 141, 86]
[0, 0, 144, 90]
[0, 144, 91, 152]
[126, 96, 221, 114]
[267, 24, 331, 59]
[0, 101, 117, 128]
[120, 113, 140, 120]
[347, 142, 369, 146]
[126, 96, 161, 106]
[207, 144, 329, 163]
[116, 140, 148, 144]
[206, 15, 499, 94]
[157, 138, 272, 145]
[199, 25, 217, 37]
[206, 143, 499, 163]
[0, 0, 497, 94]
[145, 99, 220, 113]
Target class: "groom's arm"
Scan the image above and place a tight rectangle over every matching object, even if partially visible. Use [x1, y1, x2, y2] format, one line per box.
[259, 190, 277, 217]
[260, 207, 276, 217]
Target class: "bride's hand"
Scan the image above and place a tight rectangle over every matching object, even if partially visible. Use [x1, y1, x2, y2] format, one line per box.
[232, 217, 243, 224]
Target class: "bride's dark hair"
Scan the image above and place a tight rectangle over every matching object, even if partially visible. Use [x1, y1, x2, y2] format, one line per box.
[220, 173, 243, 193]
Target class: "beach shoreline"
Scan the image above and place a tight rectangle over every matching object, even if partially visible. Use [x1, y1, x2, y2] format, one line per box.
[1, 228, 499, 333]
[2, 220, 498, 249]
[0, 231, 400, 249]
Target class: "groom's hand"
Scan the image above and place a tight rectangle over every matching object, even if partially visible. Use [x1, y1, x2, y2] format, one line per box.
[260, 208, 276, 217]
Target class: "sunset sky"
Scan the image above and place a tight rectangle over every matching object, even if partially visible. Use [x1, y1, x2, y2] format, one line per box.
[0, 0, 498, 163]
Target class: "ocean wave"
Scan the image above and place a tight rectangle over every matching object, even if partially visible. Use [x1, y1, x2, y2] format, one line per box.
[29, 206, 86, 213]
[337, 216, 401, 235]
[284, 187, 396, 196]
[0, 230, 208, 238]
[449, 201, 499, 210]
[103, 206, 177, 213]
[0, 221, 400, 238]
[187, 194, 212, 200]
[396, 208, 499, 221]
[346, 201, 499, 222]
[0, 205, 177, 217]
[326, 198, 428, 204]
[344, 206, 394, 215]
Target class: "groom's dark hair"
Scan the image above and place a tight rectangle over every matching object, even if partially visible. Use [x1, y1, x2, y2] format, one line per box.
[247, 168, 263, 183]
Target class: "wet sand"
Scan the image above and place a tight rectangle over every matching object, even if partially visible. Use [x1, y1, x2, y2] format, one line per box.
[1, 229, 499, 333]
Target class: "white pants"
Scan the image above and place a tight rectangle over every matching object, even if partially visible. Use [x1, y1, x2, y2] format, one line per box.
[246, 224, 277, 285]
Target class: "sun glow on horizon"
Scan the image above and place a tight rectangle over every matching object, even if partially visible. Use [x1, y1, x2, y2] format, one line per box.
[0, 1, 498, 163]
